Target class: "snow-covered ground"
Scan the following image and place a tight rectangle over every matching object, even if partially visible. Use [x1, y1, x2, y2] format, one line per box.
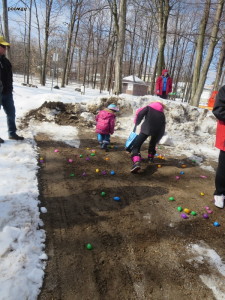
[0, 75, 222, 299]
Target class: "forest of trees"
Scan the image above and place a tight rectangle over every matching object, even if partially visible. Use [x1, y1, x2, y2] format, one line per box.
[1, 0, 225, 106]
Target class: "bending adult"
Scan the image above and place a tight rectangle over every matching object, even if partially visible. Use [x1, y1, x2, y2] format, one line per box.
[0, 36, 24, 143]
[155, 69, 172, 99]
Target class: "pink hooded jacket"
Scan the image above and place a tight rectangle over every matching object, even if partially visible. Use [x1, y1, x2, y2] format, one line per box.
[95, 109, 116, 135]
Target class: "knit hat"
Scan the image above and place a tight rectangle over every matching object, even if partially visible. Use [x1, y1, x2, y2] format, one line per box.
[107, 104, 119, 112]
[0, 36, 10, 46]
[149, 102, 164, 112]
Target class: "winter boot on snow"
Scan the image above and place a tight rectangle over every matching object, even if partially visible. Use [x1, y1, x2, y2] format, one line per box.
[148, 154, 154, 163]
[214, 194, 225, 208]
[130, 155, 141, 173]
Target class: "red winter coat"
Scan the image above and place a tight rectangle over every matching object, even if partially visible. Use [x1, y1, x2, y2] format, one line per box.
[95, 109, 116, 135]
[213, 85, 225, 151]
[155, 69, 172, 96]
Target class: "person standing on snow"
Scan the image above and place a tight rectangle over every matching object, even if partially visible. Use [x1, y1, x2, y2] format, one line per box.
[0, 36, 24, 143]
[155, 69, 173, 99]
[130, 101, 166, 173]
[95, 103, 119, 151]
[212, 85, 225, 208]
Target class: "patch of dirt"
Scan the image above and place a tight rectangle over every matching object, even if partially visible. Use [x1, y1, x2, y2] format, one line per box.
[34, 125, 225, 300]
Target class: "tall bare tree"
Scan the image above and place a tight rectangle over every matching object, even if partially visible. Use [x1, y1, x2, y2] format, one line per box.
[110, 0, 127, 95]
[191, 0, 225, 106]
[190, 0, 211, 100]
[41, 0, 54, 86]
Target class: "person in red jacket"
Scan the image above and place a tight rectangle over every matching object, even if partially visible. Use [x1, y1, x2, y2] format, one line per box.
[95, 104, 119, 151]
[212, 85, 225, 208]
[155, 69, 172, 99]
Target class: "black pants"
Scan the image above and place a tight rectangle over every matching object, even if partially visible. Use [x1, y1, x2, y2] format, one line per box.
[215, 150, 225, 195]
[159, 91, 168, 99]
[131, 133, 158, 157]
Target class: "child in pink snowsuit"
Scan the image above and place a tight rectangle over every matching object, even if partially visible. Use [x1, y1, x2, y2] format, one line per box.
[95, 104, 119, 151]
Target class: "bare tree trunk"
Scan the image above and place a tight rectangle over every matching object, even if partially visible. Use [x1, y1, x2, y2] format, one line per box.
[191, 0, 225, 106]
[26, 0, 33, 84]
[213, 35, 225, 90]
[2, 0, 11, 60]
[156, 0, 170, 76]
[191, 0, 211, 99]
[112, 0, 127, 95]
[61, 0, 80, 87]
[34, 0, 43, 82]
[41, 0, 53, 86]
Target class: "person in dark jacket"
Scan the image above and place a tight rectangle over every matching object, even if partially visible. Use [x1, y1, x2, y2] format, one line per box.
[155, 69, 172, 99]
[0, 36, 24, 143]
[212, 85, 225, 208]
[130, 101, 166, 173]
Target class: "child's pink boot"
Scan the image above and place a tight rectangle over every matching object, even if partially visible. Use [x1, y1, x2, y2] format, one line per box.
[131, 156, 141, 173]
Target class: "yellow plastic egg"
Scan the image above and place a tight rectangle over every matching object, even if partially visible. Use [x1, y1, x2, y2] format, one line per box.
[184, 208, 191, 214]
[181, 164, 186, 168]
[105, 157, 109, 161]
[200, 192, 205, 196]
[157, 165, 162, 168]
[95, 169, 100, 173]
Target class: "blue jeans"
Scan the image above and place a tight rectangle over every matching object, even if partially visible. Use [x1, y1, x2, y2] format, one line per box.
[97, 133, 110, 144]
[2, 93, 17, 136]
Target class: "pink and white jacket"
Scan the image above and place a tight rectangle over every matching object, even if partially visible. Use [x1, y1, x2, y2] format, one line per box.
[95, 109, 116, 135]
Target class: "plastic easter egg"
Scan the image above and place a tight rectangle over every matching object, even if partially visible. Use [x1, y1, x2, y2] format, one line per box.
[40, 159, 44, 163]
[177, 206, 183, 212]
[68, 159, 73, 163]
[82, 172, 87, 176]
[96, 169, 100, 173]
[70, 173, 75, 177]
[155, 154, 158, 157]
[90, 153, 95, 156]
[101, 170, 107, 175]
[113, 196, 121, 201]
[191, 211, 197, 216]
[207, 210, 213, 214]
[101, 192, 106, 196]
[91, 149, 96, 153]
[181, 213, 188, 219]
[86, 148, 90, 150]
[213, 221, 220, 227]
[175, 176, 180, 180]
[86, 157, 90, 161]
[161, 156, 165, 160]
[180, 171, 185, 175]
[181, 164, 186, 168]
[169, 197, 175, 201]
[202, 213, 209, 219]
[105, 157, 109, 161]
[184, 208, 191, 214]
[205, 206, 210, 210]
[200, 192, 205, 196]
[110, 171, 115, 175]
[80, 154, 83, 158]
[86, 243, 93, 250]
[157, 164, 162, 168]
[54, 149, 59, 153]
[200, 175, 207, 179]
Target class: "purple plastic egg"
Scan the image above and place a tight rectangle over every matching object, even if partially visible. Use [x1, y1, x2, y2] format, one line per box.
[181, 213, 188, 219]
[203, 213, 209, 219]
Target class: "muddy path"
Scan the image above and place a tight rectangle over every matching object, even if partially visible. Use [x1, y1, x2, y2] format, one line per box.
[37, 130, 224, 300]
